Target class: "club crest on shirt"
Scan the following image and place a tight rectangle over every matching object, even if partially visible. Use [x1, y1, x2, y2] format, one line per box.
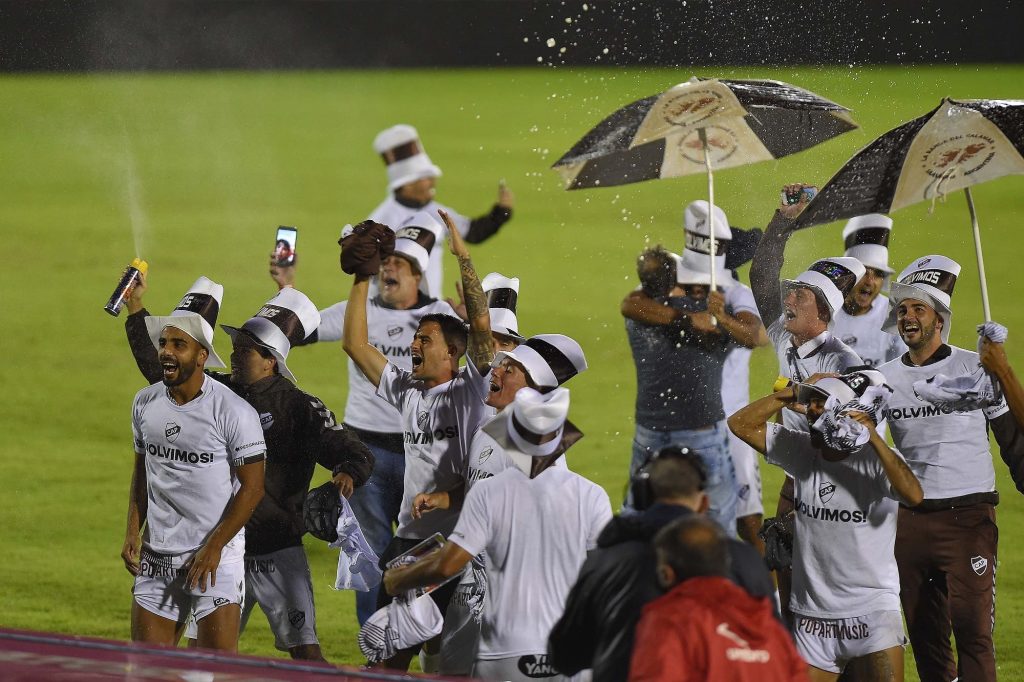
[165, 422, 181, 443]
[388, 325, 403, 338]
[417, 411, 430, 430]
[819, 482, 836, 504]
[972, 555, 989, 576]
[478, 446, 493, 464]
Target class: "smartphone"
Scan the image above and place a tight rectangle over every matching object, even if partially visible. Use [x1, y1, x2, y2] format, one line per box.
[781, 186, 818, 206]
[273, 226, 297, 267]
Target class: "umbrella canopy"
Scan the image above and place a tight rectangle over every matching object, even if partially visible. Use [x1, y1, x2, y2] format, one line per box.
[794, 98, 1024, 229]
[552, 77, 858, 190]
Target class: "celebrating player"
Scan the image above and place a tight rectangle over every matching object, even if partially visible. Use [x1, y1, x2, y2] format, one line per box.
[122, 277, 266, 652]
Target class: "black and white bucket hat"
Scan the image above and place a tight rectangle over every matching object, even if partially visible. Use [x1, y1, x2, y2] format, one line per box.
[842, 214, 895, 275]
[883, 254, 960, 343]
[145, 276, 227, 368]
[491, 334, 587, 390]
[483, 272, 524, 340]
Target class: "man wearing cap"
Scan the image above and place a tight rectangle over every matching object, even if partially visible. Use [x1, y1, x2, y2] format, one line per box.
[124, 279, 373, 660]
[278, 210, 458, 624]
[832, 215, 907, 370]
[121, 277, 267, 652]
[369, 124, 515, 298]
[730, 371, 923, 679]
[383, 387, 613, 681]
[341, 212, 494, 669]
[621, 201, 769, 542]
[877, 255, 1024, 682]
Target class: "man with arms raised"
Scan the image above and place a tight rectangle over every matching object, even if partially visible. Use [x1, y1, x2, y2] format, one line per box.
[730, 370, 922, 680]
[878, 255, 1024, 682]
[341, 211, 494, 670]
[123, 277, 266, 651]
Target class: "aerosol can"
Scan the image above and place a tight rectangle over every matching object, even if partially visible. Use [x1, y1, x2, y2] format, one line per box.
[104, 258, 149, 317]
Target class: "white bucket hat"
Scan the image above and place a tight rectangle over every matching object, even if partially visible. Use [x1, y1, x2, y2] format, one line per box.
[374, 124, 443, 191]
[505, 387, 571, 476]
[492, 334, 587, 390]
[221, 288, 320, 384]
[883, 255, 960, 343]
[145, 276, 227, 368]
[678, 200, 734, 287]
[393, 210, 443, 292]
[483, 272, 523, 340]
[842, 214, 895, 275]
[782, 256, 866, 327]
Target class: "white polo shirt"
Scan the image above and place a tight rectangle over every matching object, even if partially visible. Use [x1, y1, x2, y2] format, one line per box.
[131, 374, 266, 564]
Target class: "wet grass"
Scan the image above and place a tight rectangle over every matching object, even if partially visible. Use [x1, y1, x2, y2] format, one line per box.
[1, 65, 1023, 678]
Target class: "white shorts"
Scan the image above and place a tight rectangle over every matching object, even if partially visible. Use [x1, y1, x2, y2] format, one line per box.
[439, 556, 487, 675]
[793, 609, 907, 673]
[185, 546, 318, 651]
[133, 549, 245, 624]
[729, 428, 763, 517]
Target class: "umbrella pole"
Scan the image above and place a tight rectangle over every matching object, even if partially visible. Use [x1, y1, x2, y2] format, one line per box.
[964, 187, 992, 322]
[698, 128, 717, 291]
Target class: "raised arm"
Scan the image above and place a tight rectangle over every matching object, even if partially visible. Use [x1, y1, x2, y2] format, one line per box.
[463, 181, 515, 244]
[749, 184, 811, 325]
[123, 271, 163, 384]
[728, 387, 798, 454]
[341, 275, 389, 387]
[440, 209, 494, 373]
[980, 336, 1024, 493]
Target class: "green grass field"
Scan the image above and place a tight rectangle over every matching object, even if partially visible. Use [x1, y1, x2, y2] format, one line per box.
[2, 65, 1023, 678]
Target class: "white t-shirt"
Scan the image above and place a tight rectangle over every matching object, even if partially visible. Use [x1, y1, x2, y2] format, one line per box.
[131, 374, 266, 563]
[879, 346, 1008, 499]
[449, 467, 612, 660]
[317, 297, 456, 433]
[833, 295, 907, 369]
[376, 361, 491, 539]
[720, 282, 760, 416]
[768, 320, 863, 431]
[368, 195, 471, 299]
[765, 423, 903, 618]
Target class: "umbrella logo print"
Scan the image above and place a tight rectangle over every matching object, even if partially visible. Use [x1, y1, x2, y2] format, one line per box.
[678, 126, 740, 165]
[920, 133, 996, 179]
[661, 89, 725, 127]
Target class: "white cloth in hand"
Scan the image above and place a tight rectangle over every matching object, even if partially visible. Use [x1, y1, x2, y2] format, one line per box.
[812, 396, 871, 453]
[978, 320, 1009, 355]
[358, 593, 443, 662]
[330, 495, 381, 592]
[913, 367, 998, 412]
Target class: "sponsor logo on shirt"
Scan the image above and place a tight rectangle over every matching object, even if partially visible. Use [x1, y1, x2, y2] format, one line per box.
[404, 426, 459, 445]
[235, 440, 265, 452]
[795, 497, 867, 524]
[716, 622, 771, 663]
[819, 482, 836, 504]
[145, 442, 214, 465]
[139, 552, 188, 578]
[165, 422, 181, 442]
[375, 343, 412, 357]
[517, 654, 558, 678]
[972, 555, 989, 576]
[798, 617, 870, 640]
[467, 468, 494, 485]
[259, 412, 274, 430]
[884, 404, 959, 420]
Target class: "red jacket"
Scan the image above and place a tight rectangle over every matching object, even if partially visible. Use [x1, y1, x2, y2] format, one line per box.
[629, 577, 808, 682]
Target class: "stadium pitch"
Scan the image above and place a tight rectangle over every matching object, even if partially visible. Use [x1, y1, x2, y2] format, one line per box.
[1, 65, 1023, 678]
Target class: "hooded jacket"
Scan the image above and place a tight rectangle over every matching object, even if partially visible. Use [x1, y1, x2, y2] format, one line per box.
[548, 504, 775, 682]
[126, 309, 374, 555]
[629, 577, 808, 682]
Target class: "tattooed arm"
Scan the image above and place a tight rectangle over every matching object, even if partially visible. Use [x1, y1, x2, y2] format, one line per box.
[439, 209, 494, 373]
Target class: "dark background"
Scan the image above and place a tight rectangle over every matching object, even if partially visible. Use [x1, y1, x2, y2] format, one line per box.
[1, 0, 1022, 72]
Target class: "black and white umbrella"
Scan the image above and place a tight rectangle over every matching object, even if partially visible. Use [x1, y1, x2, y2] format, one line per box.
[794, 98, 1024, 320]
[552, 77, 858, 288]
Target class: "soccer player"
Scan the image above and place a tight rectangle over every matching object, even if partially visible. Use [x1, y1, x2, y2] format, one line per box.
[729, 370, 922, 680]
[878, 255, 1024, 682]
[382, 387, 612, 681]
[124, 278, 373, 660]
[275, 210, 456, 624]
[122, 277, 267, 652]
[369, 124, 515, 297]
[341, 210, 494, 670]
[832, 215, 907, 370]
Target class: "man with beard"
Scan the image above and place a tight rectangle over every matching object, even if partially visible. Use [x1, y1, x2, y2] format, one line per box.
[730, 370, 922, 680]
[878, 255, 1024, 682]
[341, 211, 494, 670]
[369, 124, 515, 297]
[122, 277, 266, 652]
[832, 215, 906, 370]
[124, 277, 373, 660]
[273, 210, 456, 624]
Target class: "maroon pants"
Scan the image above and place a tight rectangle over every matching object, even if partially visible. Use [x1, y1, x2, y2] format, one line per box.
[896, 503, 998, 682]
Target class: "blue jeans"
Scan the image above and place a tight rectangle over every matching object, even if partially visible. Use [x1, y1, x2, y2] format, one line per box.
[625, 421, 739, 536]
[348, 440, 406, 624]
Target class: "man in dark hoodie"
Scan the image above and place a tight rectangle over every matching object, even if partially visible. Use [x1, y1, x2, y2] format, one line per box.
[548, 447, 774, 681]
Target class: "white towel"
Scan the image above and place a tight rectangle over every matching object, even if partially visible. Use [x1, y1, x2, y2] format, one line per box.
[811, 384, 893, 453]
[914, 366, 998, 412]
[330, 495, 381, 592]
[358, 593, 443, 662]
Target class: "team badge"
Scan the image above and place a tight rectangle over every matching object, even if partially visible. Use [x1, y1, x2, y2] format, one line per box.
[738, 484, 750, 500]
[387, 325, 403, 338]
[417, 411, 430, 430]
[165, 422, 181, 443]
[479, 446, 493, 464]
[289, 609, 306, 630]
[213, 597, 229, 607]
[259, 412, 274, 430]
[971, 555, 989, 576]
[819, 482, 836, 504]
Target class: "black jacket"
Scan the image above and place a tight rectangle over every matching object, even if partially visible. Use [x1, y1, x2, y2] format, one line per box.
[126, 309, 374, 555]
[548, 504, 775, 682]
